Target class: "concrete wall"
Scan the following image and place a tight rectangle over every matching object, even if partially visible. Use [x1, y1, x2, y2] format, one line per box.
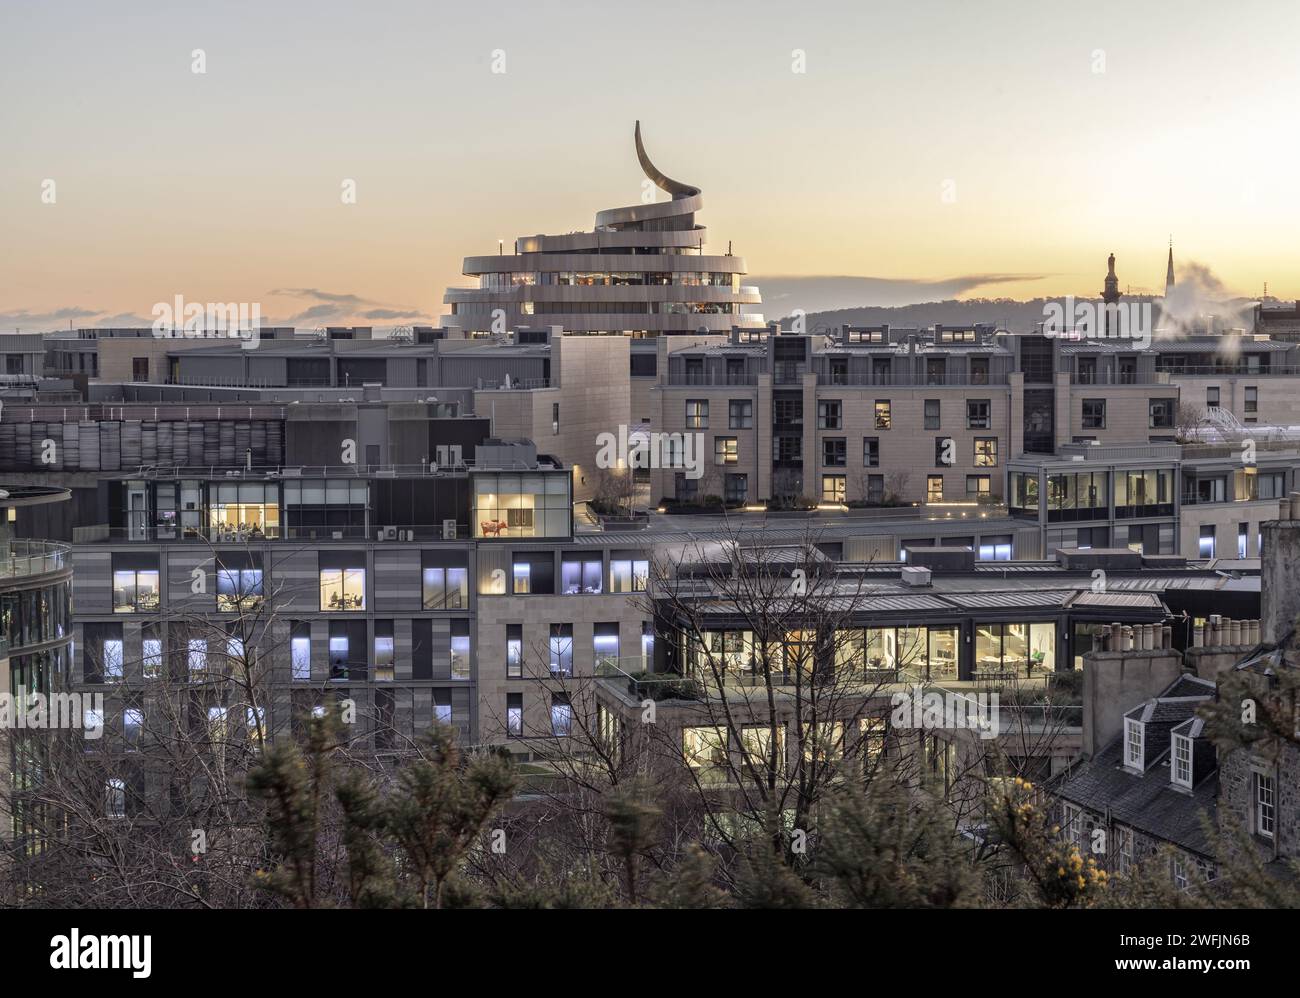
[1262, 520, 1300, 643]
[1080, 649, 1182, 757]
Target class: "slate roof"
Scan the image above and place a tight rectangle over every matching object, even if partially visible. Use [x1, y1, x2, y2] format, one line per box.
[1055, 675, 1218, 857]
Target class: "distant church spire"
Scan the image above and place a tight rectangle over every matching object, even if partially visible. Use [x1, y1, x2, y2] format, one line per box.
[1165, 239, 1175, 296]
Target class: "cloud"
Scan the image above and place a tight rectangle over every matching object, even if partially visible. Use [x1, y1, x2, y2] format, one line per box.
[267, 288, 432, 328]
[751, 273, 1049, 314]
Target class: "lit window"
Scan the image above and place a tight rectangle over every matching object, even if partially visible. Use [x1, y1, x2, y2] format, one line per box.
[188, 638, 208, 678]
[450, 630, 471, 680]
[102, 639, 124, 682]
[512, 562, 531, 594]
[112, 569, 160, 613]
[593, 625, 619, 672]
[683, 726, 728, 783]
[374, 634, 395, 682]
[550, 695, 572, 737]
[506, 625, 523, 678]
[320, 567, 365, 610]
[740, 725, 786, 776]
[106, 779, 127, 819]
[561, 557, 603, 595]
[216, 568, 263, 612]
[821, 475, 846, 503]
[207, 706, 228, 740]
[291, 634, 311, 681]
[247, 707, 266, 747]
[142, 636, 163, 680]
[422, 567, 468, 609]
[685, 400, 708, 429]
[860, 717, 886, 766]
[874, 401, 892, 430]
[714, 436, 738, 465]
[549, 625, 573, 676]
[927, 475, 944, 503]
[974, 438, 998, 467]
[610, 559, 649, 593]
[1198, 525, 1215, 559]
[329, 635, 350, 681]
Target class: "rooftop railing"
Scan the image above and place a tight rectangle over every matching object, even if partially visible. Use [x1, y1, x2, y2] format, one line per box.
[0, 539, 71, 579]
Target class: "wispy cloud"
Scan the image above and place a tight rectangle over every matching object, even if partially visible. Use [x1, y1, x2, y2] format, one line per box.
[266, 288, 432, 327]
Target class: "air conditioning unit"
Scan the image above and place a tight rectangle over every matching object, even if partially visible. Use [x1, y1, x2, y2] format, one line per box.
[383, 526, 398, 541]
[401, 529, 414, 541]
[442, 519, 457, 540]
[900, 566, 932, 588]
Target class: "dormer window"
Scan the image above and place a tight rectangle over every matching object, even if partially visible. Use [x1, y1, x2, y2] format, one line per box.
[1124, 718, 1144, 771]
[1171, 733, 1193, 789]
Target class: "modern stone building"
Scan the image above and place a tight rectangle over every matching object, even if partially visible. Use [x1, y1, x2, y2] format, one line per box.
[440, 123, 762, 336]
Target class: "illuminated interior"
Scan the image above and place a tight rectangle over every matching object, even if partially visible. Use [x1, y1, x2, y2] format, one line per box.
[473, 473, 570, 538]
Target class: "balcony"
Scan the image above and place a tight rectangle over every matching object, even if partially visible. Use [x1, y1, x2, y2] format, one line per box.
[0, 539, 71, 580]
[815, 373, 1009, 387]
[666, 373, 760, 387]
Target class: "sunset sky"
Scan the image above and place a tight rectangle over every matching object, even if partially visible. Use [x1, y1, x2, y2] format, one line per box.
[3, 0, 1298, 330]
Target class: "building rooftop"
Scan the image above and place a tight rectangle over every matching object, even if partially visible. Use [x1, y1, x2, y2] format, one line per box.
[1055, 675, 1219, 856]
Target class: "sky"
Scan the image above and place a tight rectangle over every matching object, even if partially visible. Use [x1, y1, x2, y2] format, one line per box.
[3, 0, 1298, 330]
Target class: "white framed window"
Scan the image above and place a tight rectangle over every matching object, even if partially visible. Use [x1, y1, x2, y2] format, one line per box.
[1115, 825, 1133, 876]
[1171, 733, 1193, 788]
[1124, 718, 1144, 771]
[1062, 803, 1083, 848]
[1255, 772, 1276, 839]
[1171, 852, 1188, 890]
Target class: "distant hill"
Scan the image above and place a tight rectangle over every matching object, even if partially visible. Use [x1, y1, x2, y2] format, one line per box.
[780, 296, 1158, 334]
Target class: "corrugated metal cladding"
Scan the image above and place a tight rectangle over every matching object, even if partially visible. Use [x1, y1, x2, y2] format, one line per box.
[846, 535, 898, 562]
[1015, 527, 1042, 559]
[1069, 592, 1165, 608]
[945, 590, 1075, 610]
[0, 420, 283, 469]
